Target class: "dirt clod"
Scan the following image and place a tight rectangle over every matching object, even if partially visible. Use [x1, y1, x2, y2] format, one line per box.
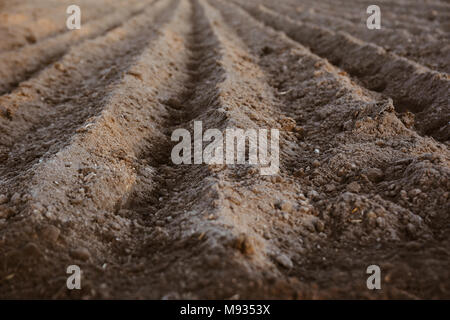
[41, 225, 61, 242]
[23, 243, 42, 257]
[347, 182, 361, 193]
[70, 248, 91, 261]
[364, 168, 384, 183]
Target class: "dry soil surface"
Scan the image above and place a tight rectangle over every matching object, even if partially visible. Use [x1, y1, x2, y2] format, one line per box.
[0, 0, 449, 299]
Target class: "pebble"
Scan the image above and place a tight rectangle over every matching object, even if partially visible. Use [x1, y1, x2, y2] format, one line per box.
[54, 63, 65, 72]
[70, 247, 91, 261]
[312, 160, 320, 168]
[337, 167, 346, 177]
[31, 202, 45, 214]
[347, 181, 361, 193]
[419, 153, 434, 161]
[41, 225, 61, 242]
[298, 193, 307, 201]
[314, 220, 325, 232]
[306, 222, 316, 232]
[308, 189, 319, 200]
[406, 223, 416, 236]
[376, 217, 385, 228]
[10, 193, 22, 205]
[162, 292, 181, 300]
[408, 189, 421, 197]
[110, 222, 121, 231]
[365, 168, 384, 182]
[294, 168, 305, 177]
[275, 254, 294, 269]
[0, 194, 8, 204]
[400, 190, 408, 200]
[366, 211, 377, 220]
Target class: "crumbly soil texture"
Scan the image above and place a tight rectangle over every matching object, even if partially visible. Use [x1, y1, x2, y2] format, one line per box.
[0, 0, 449, 299]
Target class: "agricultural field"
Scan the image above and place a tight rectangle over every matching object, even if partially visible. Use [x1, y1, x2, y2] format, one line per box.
[0, 0, 448, 299]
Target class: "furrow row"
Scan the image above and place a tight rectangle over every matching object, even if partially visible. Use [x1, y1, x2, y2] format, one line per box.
[0, 0, 448, 300]
[307, 0, 450, 27]
[104, 0, 299, 299]
[0, 0, 169, 191]
[209, 0, 450, 298]
[0, 0, 153, 95]
[252, 0, 449, 73]
[0, 0, 191, 298]
[0, 0, 137, 53]
[233, 2, 450, 142]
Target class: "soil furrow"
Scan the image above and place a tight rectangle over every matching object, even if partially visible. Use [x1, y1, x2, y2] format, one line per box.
[233, 2, 450, 142]
[251, 0, 449, 73]
[209, 0, 450, 299]
[297, 0, 449, 32]
[0, 0, 135, 53]
[0, 0, 153, 95]
[308, 0, 450, 28]
[0, 0, 192, 298]
[0, 0, 169, 193]
[0, 0, 448, 300]
[99, 0, 298, 299]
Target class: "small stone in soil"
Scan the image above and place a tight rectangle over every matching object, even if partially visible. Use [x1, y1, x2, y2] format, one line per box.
[406, 223, 417, 237]
[41, 225, 61, 242]
[347, 181, 361, 193]
[365, 168, 384, 182]
[10, 193, 22, 204]
[308, 190, 320, 200]
[275, 254, 294, 269]
[0, 194, 8, 204]
[315, 220, 325, 232]
[70, 247, 91, 261]
[376, 217, 385, 228]
[312, 160, 320, 168]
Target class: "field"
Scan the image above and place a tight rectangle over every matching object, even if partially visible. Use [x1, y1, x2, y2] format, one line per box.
[0, 0, 449, 299]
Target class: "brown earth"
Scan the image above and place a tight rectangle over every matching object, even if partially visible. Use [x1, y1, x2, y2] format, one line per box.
[0, 0, 449, 299]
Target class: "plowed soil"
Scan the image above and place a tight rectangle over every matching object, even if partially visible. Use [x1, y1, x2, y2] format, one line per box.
[0, 0, 449, 299]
